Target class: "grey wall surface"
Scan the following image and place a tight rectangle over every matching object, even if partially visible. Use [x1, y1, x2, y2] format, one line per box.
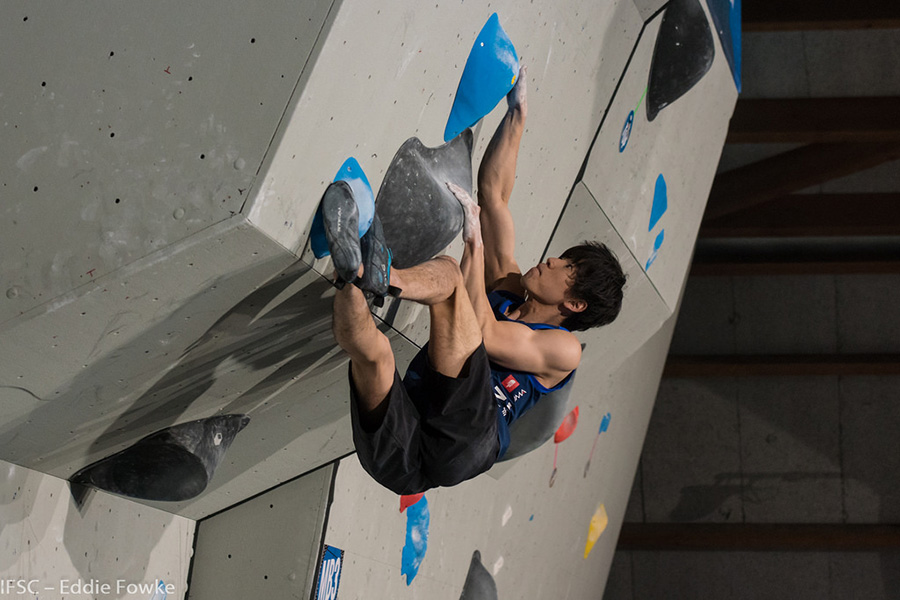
[0, 459, 194, 599]
[188, 464, 334, 600]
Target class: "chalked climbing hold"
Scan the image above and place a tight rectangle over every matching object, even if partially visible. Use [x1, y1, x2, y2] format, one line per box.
[646, 0, 715, 121]
[375, 130, 473, 268]
[401, 495, 430, 585]
[444, 13, 519, 142]
[71, 414, 249, 502]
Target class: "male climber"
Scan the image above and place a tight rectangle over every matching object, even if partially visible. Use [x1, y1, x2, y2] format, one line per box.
[323, 68, 625, 494]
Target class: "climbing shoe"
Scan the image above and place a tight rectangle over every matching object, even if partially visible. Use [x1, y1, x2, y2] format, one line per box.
[356, 213, 395, 305]
[321, 180, 361, 284]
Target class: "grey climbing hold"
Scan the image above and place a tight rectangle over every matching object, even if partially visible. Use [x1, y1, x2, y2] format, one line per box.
[71, 414, 250, 501]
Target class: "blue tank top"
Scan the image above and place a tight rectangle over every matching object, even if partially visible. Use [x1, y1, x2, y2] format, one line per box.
[488, 290, 574, 459]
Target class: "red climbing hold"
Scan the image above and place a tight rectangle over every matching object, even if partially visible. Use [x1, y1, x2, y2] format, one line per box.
[554, 406, 579, 444]
[400, 493, 425, 513]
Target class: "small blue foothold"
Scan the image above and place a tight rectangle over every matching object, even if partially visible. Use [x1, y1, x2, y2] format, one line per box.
[645, 229, 665, 270]
[648, 174, 667, 231]
[599, 412, 611, 434]
[444, 13, 519, 142]
[619, 111, 634, 153]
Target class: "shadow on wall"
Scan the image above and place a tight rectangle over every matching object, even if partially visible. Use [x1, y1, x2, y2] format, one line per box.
[85, 259, 347, 457]
[0, 258, 348, 482]
[0, 462, 186, 600]
[0, 462, 42, 573]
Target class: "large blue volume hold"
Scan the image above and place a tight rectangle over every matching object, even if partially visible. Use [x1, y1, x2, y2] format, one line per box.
[444, 13, 519, 142]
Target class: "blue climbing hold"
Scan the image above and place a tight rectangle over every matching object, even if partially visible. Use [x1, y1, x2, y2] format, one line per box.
[401, 496, 430, 585]
[705, 0, 742, 92]
[310, 157, 375, 259]
[599, 412, 612, 434]
[645, 229, 665, 270]
[619, 111, 635, 153]
[649, 174, 667, 231]
[444, 13, 519, 142]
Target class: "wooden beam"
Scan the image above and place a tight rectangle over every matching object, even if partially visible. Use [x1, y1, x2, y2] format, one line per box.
[727, 98, 900, 144]
[705, 143, 900, 220]
[699, 193, 900, 238]
[743, 0, 900, 31]
[618, 523, 900, 551]
[690, 259, 900, 276]
[664, 354, 900, 377]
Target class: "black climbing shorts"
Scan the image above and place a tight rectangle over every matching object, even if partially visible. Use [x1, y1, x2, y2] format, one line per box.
[349, 342, 500, 495]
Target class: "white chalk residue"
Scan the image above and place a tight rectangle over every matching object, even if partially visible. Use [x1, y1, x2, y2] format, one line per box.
[16, 146, 49, 171]
[492, 556, 504, 576]
[502, 505, 513, 527]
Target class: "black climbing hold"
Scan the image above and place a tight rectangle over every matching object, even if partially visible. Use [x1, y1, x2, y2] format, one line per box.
[70, 414, 250, 502]
[375, 129, 473, 269]
[646, 0, 715, 122]
[458, 550, 498, 600]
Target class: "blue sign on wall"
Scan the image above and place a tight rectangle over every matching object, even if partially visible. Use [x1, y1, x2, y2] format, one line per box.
[316, 545, 344, 600]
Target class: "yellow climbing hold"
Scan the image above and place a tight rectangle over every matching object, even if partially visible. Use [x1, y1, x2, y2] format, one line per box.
[583, 503, 608, 559]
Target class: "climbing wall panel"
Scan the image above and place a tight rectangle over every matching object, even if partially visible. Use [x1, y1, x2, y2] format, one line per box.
[0, 460, 194, 599]
[189, 464, 333, 600]
[248, 0, 644, 275]
[0, 0, 335, 324]
[581, 2, 738, 310]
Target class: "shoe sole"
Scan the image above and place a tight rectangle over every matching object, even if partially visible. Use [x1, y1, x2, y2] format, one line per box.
[321, 181, 361, 283]
[358, 214, 391, 297]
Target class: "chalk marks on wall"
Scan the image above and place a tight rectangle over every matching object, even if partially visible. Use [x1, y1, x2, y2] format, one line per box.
[401, 494, 430, 585]
[501, 505, 513, 527]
